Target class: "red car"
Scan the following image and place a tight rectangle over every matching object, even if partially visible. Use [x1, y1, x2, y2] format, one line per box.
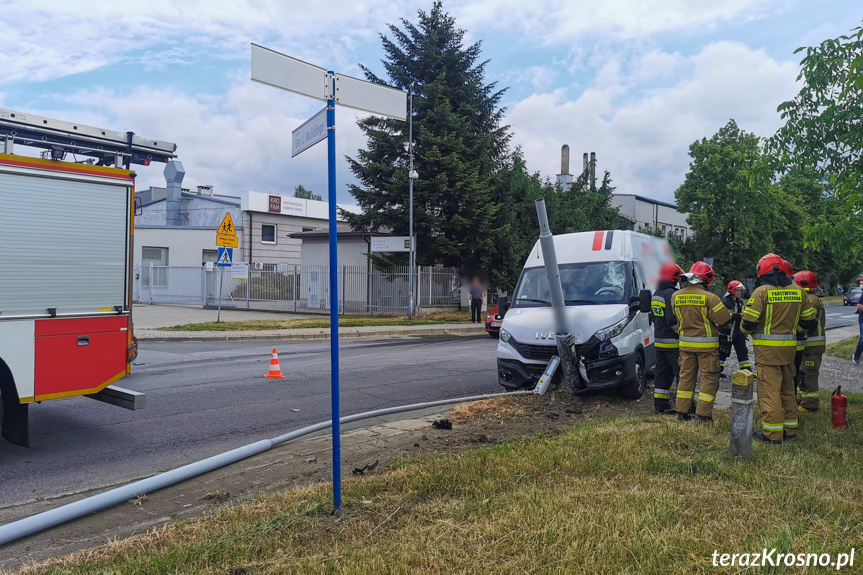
[485, 305, 502, 337]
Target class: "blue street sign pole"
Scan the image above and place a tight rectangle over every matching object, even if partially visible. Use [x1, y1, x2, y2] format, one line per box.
[326, 71, 342, 510]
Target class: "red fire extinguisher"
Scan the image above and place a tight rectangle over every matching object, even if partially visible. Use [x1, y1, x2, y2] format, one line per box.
[832, 387, 848, 429]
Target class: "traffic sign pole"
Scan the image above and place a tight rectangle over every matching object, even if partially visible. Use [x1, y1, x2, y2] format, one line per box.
[251, 44, 406, 513]
[326, 72, 342, 511]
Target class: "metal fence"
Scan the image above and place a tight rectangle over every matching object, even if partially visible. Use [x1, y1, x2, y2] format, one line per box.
[133, 264, 462, 314]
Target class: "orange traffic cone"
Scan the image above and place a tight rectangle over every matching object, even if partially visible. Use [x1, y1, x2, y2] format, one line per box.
[265, 348, 285, 379]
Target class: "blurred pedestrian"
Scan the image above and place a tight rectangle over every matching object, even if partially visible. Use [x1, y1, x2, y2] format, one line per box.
[469, 277, 485, 323]
[853, 288, 863, 364]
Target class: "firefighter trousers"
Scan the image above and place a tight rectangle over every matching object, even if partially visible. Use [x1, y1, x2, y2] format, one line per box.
[675, 349, 721, 418]
[653, 347, 679, 412]
[756, 362, 798, 442]
[719, 332, 750, 371]
[797, 352, 824, 411]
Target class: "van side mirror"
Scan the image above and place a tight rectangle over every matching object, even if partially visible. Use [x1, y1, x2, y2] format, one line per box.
[498, 296, 510, 318]
[637, 289, 652, 314]
[134, 197, 143, 216]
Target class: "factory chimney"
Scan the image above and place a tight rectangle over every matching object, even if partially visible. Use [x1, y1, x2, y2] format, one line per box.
[590, 152, 596, 191]
[555, 144, 574, 188]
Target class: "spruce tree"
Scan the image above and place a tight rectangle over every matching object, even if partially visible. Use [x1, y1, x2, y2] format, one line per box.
[343, 1, 511, 275]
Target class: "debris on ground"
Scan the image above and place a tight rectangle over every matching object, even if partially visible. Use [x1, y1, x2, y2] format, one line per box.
[199, 490, 230, 502]
[352, 460, 379, 476]
[432, 418, 453, 430]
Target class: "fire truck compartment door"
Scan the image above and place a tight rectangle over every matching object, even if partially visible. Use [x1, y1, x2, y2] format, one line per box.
[0, 167, 130, 317]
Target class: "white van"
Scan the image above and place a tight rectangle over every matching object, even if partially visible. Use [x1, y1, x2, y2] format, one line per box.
[496, 230, 672, 397]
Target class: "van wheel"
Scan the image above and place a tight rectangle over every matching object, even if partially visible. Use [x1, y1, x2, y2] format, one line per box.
[619, 353, 646, 399]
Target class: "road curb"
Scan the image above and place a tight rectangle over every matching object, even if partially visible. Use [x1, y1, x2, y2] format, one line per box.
[138, 326, 487, 342]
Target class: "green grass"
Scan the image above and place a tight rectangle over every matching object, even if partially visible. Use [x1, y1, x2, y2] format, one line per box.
[827, 336, 860, 360]
[21, 392, 863, 575]
[162, 311, 475, 331]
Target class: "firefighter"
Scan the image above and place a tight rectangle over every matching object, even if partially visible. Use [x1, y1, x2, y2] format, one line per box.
[794, 271, 826, 413]
[740, 254, 817, 443]
[718, 280, 751, 377]
[671, 261, 733, 422]
[651, 262, 683, 414]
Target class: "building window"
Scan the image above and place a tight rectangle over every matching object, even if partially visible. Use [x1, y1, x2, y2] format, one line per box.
[202, 249, 218, 266]
[302, 227, 315, 232]
[262, 224, 276, 243]
[141, 246, 168, 287]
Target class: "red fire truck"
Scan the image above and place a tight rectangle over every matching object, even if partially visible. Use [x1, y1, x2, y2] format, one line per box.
[0, 108, 176, 447]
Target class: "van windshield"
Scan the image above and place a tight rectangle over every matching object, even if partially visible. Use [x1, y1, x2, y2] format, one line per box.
[512, 261, 631, 307]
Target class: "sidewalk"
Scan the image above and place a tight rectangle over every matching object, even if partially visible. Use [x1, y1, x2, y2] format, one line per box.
[137, 322, 486, 341]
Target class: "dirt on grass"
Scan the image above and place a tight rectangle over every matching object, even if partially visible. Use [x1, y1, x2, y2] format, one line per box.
[2, 389, 652, 572]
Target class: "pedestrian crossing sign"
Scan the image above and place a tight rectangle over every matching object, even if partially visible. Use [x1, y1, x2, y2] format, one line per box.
[218, 213, 237, 236]
[217, 247, 233, 267]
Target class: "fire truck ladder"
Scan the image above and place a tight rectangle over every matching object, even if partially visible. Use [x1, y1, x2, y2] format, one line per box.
[0, 107, 177, 168]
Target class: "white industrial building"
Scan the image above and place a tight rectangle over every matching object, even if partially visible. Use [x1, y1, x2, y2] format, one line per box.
[612, 194, 691, 239]
[239, 190, 358, 270]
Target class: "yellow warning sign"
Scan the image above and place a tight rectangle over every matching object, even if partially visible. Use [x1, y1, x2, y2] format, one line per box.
[216, 234, 239, 248]
[217, 213, 237, 236]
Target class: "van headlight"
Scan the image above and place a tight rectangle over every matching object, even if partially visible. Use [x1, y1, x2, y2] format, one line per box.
[500, 328, 512, 343]
[593, 317, 628, 342]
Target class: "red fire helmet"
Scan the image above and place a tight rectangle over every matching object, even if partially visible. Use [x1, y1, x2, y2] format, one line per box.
[793, 270, 819, 291]
[660, 262, 683, 283]
[689, 261, 716, 286]
[727, 280, 743, 294]
[756, 253, 784, 278]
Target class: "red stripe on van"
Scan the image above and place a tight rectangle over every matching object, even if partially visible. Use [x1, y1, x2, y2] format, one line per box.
[592, 231, 604, 251]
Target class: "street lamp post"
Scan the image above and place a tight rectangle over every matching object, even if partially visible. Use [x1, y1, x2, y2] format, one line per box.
[408, 83, 417, 320]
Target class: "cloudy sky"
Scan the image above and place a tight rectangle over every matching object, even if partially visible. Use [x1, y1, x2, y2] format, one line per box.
[1, 0, 858, 204]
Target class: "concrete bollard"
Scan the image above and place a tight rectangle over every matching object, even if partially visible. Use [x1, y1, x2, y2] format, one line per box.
[730, 369, 755, 459]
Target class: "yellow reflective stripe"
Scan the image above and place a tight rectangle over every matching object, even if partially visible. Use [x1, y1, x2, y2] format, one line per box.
[653, 391, 671, 399]
[655, 342, 679, 349]
[743, 308, 761, 319]
[679, 341, 719, 348]
[712, 302, 725, 313]
[800, 307, 815, 318]
[799, 391, 820, 398]
[676, 390, 694, 398]
[762, 422, 784, 431]
[765, 304, 772, 335]
[753, 340, 797, 347]
[674, 306, 684, 337]
[698, 392, 715, 402]
[701, 306, 712, 337]
[784, 419, 799, 428]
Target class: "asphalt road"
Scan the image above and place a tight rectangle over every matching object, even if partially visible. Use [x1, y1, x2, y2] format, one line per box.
[824, 303, 858, 329]
[0, 334, 500, 506]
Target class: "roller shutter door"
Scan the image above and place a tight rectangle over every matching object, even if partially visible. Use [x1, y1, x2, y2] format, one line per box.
[0, 168, 129, 317]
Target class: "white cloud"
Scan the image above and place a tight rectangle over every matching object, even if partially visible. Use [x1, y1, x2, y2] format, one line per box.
[0, 0, 419, 84]
[456, 0, 782, 44]
[508, 42, 799, 202]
